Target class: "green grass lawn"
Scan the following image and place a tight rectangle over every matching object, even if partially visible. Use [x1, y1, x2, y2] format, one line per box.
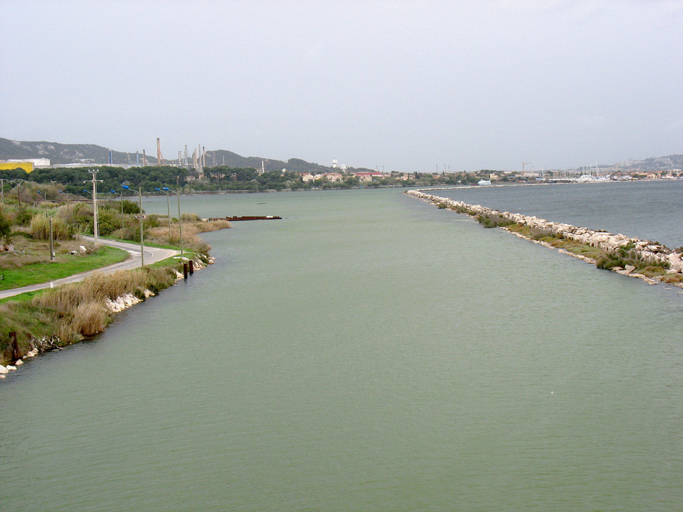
[0, 245, 129, 291]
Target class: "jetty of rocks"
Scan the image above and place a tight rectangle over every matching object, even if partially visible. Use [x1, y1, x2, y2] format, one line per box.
[407, 189, 683, 279]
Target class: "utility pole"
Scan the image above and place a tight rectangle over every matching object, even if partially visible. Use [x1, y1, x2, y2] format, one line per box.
[86, 169, 103, 242]
[176, 184, 184, 256]
[49, 216, 55, 262]
[139, 187, 144, 267]
[163, 187, 171, 241]
[0, 178, 4, 203]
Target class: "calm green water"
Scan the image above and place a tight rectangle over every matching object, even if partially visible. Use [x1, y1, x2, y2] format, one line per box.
[2, 188, 683, 511]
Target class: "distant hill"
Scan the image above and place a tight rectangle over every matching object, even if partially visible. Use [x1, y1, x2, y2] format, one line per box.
[6, 136, 677, 173]
[0, 137, 157, 166]
[0, 137, 373, 173]
[619, 155, 683, 172]
[207, 150, 334, 173]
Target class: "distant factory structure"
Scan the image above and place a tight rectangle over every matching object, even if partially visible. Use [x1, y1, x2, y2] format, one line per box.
[0, 158, 51, 172]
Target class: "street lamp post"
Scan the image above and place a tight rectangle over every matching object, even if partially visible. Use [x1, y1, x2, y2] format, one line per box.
[139, 186, 144, 267]
[163, 186, 171, 241]
[177, 187, 183, 256]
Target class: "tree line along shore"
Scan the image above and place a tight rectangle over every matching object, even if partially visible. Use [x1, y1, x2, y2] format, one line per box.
[407, 189, 683, 289]
[0, 192, 230, 369]
[1, 164, 582, 198]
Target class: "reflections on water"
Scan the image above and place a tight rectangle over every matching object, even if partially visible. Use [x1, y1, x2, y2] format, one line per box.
[1, 187, 682, 511]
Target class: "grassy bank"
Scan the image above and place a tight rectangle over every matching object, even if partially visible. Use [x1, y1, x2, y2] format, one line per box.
[1, 244, 128, 291]
[0, 197, 231, 366]
[0, 258, 184, 364]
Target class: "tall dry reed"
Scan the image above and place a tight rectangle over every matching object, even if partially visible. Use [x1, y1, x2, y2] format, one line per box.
[29, 215, 71, 240]
[31, 266, 178, 341]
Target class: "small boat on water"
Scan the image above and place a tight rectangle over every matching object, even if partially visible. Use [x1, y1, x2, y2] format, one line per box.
[477, 180, 492, 186]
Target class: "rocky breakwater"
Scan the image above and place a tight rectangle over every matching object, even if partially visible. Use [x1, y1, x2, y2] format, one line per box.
[407, 189, 683, 289]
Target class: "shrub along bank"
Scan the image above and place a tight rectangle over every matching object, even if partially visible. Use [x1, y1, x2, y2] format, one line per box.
[0, 263, 182, 364]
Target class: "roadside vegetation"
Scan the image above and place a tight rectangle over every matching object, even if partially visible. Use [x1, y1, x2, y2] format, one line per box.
[0, 182, 230, 365]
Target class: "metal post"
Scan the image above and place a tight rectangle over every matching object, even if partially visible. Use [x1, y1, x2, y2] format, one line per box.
[165, 188, 171, 241]
[177, 188, 183, 255]
[92, 171, 98, 241]
[49, 216, 54, 262]
[139, 187, 144, 267]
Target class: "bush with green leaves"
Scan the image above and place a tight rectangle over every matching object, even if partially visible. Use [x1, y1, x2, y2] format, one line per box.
[96, 210, 120, 236]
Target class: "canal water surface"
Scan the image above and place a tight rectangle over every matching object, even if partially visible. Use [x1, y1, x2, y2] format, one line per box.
[1, 187, 682, 511]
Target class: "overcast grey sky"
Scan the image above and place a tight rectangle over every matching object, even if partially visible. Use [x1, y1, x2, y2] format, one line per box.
[2, 0, 681, 172]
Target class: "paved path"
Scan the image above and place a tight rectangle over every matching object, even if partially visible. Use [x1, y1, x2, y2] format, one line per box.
[0, 237, 180, 300]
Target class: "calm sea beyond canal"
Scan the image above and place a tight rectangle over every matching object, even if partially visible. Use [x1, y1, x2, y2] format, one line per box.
[2, 184, 683, 511]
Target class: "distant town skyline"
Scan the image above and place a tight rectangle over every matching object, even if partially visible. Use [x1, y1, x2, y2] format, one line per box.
[2, 1, 682, 173]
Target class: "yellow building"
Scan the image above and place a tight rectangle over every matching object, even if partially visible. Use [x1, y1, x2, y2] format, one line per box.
[0, 162, 33, 173]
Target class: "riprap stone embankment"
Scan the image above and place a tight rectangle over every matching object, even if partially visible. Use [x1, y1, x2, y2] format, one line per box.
[407, 189, 683, 285]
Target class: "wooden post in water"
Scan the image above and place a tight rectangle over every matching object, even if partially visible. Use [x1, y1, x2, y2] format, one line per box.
[9, 332, 19, 362]
[183, 263, 188, 280]
[189, 259, 194, 275]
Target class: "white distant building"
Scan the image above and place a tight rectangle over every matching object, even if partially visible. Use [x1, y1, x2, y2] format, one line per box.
[332, 159, 338, 169]
[8, 158, 50, 167]
[323, 172, 343, 182]
[354, 171, 383, 182]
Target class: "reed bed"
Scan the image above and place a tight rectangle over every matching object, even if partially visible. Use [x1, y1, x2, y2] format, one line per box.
[145, 219, 230, 255]
[29, 215, 71, 240]
[27, 266, 178, 344]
